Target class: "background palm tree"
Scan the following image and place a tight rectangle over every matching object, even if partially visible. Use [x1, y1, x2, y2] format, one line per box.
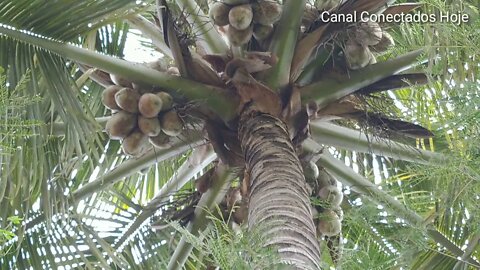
[0, 0, 479, 269]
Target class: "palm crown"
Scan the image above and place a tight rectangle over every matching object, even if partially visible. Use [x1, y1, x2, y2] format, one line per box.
[0, 0, 479, 269]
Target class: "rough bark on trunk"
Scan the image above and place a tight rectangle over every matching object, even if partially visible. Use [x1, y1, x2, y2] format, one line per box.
[239, 111, 321, 269]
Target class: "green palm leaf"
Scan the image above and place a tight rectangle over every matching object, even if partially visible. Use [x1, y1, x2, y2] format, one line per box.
[0, 0, 138, 42]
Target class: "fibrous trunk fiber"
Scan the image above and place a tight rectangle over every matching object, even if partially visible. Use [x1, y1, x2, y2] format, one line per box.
[239, 111, 321, 269]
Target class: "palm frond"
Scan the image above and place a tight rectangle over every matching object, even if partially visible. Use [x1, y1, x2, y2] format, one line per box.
[168, 163, 235, 269]
[0, 0, 138, 42]
[300, 50, 424, 107]
[309, 122, 442, 164]
[263, 0, 306, 89]
[114, 146, 216, 249]
[0, 25, 237, 120]
[127, 14, 173, 58]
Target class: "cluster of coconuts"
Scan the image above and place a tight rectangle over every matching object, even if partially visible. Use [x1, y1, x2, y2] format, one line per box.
[303, 161, 344, 237]
[302, 0, 342, 32]
[343, 20, 395, 70]
[209, 0, 282, 46]
[301, 2, 395, 70]
[102, 60, 184, 157]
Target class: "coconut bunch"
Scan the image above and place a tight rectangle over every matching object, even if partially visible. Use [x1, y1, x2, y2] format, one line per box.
[303, 161, 343, 237]
[302, 0, 343, 32]
[301, 4, 319, 32]
[315, 169, 343, 237]
[209, 0, 282, 46]
[102, 62, 184, 157]
[343, 20, 395, 70]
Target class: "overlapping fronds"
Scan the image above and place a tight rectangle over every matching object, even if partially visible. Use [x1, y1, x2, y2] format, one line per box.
[0, 0, 139, 42]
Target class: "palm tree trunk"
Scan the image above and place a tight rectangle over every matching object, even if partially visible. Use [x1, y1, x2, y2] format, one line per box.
[238, 111, 321, 269]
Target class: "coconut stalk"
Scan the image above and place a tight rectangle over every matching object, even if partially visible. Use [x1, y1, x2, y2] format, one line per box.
[300, 49, 424, 108]
[262, 0, 306, 90]
[317, 152, 480, 267]
[0, 25, 237, 121]
[126, 15, 172, 58]
[115, 146, 217, 249]
[356, 73, 429, 95]
[167, 163, 234, 270]
[290, 24, 329, 82]
[309, 121, 444, 164]
[175, 0, 228, 54]
[295, 45, 332, 86]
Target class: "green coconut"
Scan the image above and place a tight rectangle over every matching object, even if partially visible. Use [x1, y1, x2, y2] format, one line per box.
[146, 58, 168, 72]
[138, 115, 162, 137]
[252, 0, 282, 26]
[344, 39, 371, 70]
[105, 111, 136, 140]
[302, 160, 320, 181]
[149, 132, 172, 149]
[166, 66, 180, 76]
[302, 4, 319, 29]
[122, 130, 148, 157]
[156, 92, 173, 112]
[132, 59, 168, 92]
[318, 185, 343, 208]
[227, 25, 253, 46]
[209, 2, 231, 26]
[371, 31, 395, 53]
[317, 169, 334, 189]
[114, 88, 141, 113]
[110, 73, 132, 88]
[332, 206, 344, 221]
[138, 93, 163, 118]
[102, 85, 123, 110]
[253, 23, 273, 40]
[353, 20, 382, 46]
[229, 4, 253, 30]
[317, 209, 342, 237]
[160, 110, 183, 136]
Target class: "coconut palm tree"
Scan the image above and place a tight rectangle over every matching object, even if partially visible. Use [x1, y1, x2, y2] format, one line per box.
[0, 0, 479, 269]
